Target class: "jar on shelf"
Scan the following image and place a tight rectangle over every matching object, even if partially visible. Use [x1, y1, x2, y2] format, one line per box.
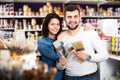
[31, 19, 36, 29]
[23, 5, 29, 16]
[18, 8, 23, 16]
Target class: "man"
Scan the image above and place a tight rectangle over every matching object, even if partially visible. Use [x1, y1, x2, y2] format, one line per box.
[57, 5, 109, 80]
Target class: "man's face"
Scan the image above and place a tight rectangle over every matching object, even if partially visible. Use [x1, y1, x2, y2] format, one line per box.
[64, 10, 81, 30]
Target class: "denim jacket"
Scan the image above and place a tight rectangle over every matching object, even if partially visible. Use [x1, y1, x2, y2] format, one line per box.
[37, 37, 65, 80]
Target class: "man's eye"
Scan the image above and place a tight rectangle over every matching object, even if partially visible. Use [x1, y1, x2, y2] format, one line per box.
[74, 16, 78, 18]
[67, 16, 71, 19]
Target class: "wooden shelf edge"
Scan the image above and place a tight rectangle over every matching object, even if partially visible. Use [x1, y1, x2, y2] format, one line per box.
[109, 54, 120, 61]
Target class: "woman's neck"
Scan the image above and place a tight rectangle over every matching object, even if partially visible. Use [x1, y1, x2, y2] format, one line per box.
[48, 34, 55, 40]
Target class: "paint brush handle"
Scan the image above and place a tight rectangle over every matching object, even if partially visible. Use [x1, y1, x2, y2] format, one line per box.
[53, 40, 64, 56]
[58, 50, 63, 56]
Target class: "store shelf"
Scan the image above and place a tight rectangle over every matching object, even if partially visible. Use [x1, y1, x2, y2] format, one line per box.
[0, 0, 66, 3]
[1, 0, 120, 4]
[0, 16, 14, 18]
[25, 29, 42, 32]
[14, 15, 63, 18]
[14, 16, 42, 18]
[14, 0, 66, 3]
[109, 54, 120, 61]
[0, 28, 14, 30]
[82, 16, 120, 19]
[0, 0, 13, 2]
[0, 16, 63, 19]
[64, 0, 101, 4]
[98, 1, 120, 5]
[64, 0, 120, 5]
[5, 16, 119, 19]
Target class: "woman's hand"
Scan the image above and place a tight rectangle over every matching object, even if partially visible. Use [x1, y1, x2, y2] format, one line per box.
[59, 55, 67, 66]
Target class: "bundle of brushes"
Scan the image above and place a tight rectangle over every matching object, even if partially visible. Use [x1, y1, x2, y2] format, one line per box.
[53, 40, 63, 56]
[3, 38, 36, 56]
[0, 62, 57, 80]
[22, 63, 57, 80]
[0, 38, 8, 49]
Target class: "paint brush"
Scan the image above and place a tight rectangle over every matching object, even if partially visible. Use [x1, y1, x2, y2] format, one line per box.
[65, 43, 75, 54]
[71, 40, 85, 63]
[71, 40, 84, 52]
[0, 39, 8, 49]
[53, 40, 63, 56]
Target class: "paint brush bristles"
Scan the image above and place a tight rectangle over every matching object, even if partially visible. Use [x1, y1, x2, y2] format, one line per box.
[0, 39, 8, 49]
[53, 40, 63, 56]
[71, 40, 84, 52]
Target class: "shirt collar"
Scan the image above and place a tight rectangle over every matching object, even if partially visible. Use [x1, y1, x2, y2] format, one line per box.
[44, 37, 55, 42]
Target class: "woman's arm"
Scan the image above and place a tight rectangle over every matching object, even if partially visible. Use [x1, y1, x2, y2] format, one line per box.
[37, 41, 60, 61]
[56, 55, 67, 70]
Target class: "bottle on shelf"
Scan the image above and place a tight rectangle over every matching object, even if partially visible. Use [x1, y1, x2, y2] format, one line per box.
[31, 19, 36, 29]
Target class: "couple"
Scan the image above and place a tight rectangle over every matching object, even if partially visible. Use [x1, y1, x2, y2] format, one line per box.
[37, 5, 109, 80]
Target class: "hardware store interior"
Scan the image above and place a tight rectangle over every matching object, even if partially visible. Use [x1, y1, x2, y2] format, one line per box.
[0, 0, 120, 80]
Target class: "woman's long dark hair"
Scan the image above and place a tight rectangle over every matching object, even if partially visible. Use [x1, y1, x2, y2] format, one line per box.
[42, 13, 62, 40]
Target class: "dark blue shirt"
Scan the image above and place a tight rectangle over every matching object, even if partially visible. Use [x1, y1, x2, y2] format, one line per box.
[37, 37, 64, 80]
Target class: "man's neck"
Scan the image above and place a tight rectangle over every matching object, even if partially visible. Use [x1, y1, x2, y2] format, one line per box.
[67, 26, 81, 37]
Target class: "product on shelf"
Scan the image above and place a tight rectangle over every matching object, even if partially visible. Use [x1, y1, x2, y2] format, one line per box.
[0, 60, 57, 80]
[31, 19, 36, 29]
[111, 35, 120, 55]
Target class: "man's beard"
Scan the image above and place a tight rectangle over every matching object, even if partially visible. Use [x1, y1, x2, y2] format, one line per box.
[67, 24, 79, 30]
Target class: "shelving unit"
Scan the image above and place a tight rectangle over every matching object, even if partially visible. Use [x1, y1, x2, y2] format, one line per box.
[1, 0, 120, 39]
[109, 54, 120, 61]
[0, 0, 65, 40]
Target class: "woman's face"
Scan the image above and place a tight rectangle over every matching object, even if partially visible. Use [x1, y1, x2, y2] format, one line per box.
[48, 18, 60, 36]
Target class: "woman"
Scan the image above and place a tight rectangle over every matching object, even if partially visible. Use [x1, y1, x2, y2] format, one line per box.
[37, 13, 67, 80]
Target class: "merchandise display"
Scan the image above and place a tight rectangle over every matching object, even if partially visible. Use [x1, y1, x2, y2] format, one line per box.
[0, 38, 57, 80]
[0, 1, 64, 40]
[0, 57, 57, 80]
[0, 0, 120, 80]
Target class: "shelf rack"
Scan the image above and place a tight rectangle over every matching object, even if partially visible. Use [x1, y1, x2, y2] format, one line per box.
[109, 54, 120, 61]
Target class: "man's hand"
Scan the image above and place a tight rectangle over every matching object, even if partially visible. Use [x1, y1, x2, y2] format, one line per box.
[84, 23, 95, 31]
[74, 51, 89, 62]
